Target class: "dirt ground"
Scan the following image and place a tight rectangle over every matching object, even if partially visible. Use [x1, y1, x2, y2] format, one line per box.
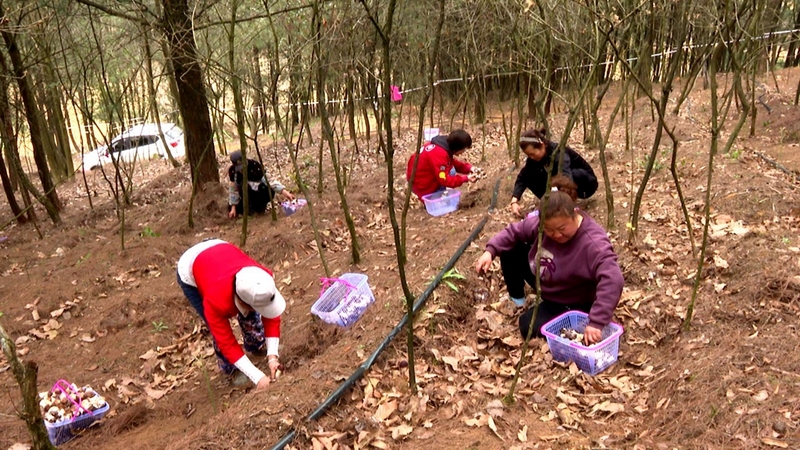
[2, 68, 800, 450]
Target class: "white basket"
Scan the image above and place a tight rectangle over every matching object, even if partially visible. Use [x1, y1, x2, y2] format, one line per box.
[311, 274, 375, 327]
[421, 189, 461, 217]
[423, 128, 440, 142]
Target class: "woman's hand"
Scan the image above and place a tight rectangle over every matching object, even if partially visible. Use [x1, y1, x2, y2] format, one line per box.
[267, 357, 282, 380]
[229, 205, 237, 219]
[510, 202, 521, 217]
[475, 251, 494, 274]
[583, 325, 602, 345]
[255, 375, 271, 391]
[281, 190, 296, 201]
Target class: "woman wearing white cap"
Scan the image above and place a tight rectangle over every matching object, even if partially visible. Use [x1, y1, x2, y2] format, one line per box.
[177, 239, 287, 389]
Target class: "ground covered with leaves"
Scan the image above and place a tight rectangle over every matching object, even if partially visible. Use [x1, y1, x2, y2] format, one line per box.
[2, 70, 800, 450]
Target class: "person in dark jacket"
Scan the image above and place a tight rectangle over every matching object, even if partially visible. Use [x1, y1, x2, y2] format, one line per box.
[406, 129, 477, 200]
[476, 175, 623, 344]
[228, 150, 295, 218]
[510, 128, 598, 218]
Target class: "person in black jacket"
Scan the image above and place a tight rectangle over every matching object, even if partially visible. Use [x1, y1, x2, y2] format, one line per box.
[228, 150, 295, 218]
[510, 128, 598, 218]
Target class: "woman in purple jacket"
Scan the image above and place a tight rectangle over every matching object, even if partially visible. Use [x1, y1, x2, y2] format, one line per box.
[475, 175, 623, 345]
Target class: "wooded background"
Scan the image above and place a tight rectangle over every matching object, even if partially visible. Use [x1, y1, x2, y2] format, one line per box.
[2, 0, 798, 229]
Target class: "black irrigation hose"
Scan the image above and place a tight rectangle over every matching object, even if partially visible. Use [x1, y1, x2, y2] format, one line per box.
[271, 171, 508, 450]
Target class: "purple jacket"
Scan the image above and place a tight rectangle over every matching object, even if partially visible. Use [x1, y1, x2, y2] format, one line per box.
[485, 211, 624, 329]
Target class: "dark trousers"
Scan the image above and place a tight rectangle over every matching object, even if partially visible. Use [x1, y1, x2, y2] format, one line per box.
[498, 243, 592, 339]
[235, 183, 275, 216]
[531, 169, 598, 200]
[176, 271, 266, 374]
[572, 168, 598, 199]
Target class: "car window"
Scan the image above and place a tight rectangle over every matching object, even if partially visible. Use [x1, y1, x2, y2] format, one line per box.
[140, 135, 158, 146]
[165, 127, 182, 139]
[111, 138, 129, 153]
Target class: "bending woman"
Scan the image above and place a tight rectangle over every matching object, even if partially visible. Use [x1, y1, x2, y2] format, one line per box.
[476, 175, 623, 345]
[510, 128, 598, 218]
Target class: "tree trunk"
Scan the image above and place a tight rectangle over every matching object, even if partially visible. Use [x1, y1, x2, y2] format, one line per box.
[346, 74, 358, 145]
[46, 87, 74, 176]
[32, 79, 62, 177]
[0, 323, 57, 450]
[313, 2, 360, 264]
[152, 0, 182, 126]
[475, 74, 487, 124]
[38, 54, 73, 180]
[161, 0, 218, 186]
[0, 6, 61, 223]
[784, 8, 800, 67]
[142, 25, 179, 168]
[0, 62, 23, 223]
[635, 16, 654, 98]
[251, 46, 269, 134]
[228, 0, 252, 246]
[0, 147, 23, 223]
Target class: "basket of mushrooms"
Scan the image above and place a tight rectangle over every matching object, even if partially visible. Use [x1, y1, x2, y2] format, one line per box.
[39, 379, 109, 445]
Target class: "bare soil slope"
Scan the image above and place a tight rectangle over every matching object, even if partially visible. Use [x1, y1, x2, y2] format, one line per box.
[2, 69, 800, 450]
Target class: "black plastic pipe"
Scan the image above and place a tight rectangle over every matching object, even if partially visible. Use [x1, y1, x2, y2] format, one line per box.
[271, 173, 506, 449]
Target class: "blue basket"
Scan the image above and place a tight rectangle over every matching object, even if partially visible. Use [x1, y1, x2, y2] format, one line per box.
[421, 189, 461, 217]
[311, 273, 375, 327]
[45, 392, 109, 446]
[541, 311, 624, 376]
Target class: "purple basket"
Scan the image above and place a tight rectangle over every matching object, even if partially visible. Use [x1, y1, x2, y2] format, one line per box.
[421, 189, 461, 217]
[311, 273, 374, 327]
[45, 390, 109, 446]
[281, 198, 307, 216]
[541, 311, 623, 376]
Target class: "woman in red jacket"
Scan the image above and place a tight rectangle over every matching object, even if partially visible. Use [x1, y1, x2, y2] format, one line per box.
[407, 129, 477, 200]
[177, 239, 286, 389]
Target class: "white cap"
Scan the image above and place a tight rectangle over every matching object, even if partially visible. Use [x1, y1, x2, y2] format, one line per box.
[235, 267, 286, 319]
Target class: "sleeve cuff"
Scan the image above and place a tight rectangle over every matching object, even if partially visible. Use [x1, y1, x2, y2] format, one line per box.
[266, 337, 279, 357]
[588, 320, 606, 330]
[233, 355, 267, 385]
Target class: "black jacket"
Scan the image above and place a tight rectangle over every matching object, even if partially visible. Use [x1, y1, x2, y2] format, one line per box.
[228, 158, 265, 186]
[512, 142, 596, 199]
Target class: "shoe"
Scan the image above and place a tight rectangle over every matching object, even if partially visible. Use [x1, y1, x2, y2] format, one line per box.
[230, 370, 250, 387]
[510, 297, 526, 307]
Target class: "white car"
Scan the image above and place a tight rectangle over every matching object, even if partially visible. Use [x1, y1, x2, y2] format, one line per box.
[82, 123, 185, 171]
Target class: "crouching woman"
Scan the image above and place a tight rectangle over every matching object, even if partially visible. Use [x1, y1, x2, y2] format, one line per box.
[475, 175, 623, 345]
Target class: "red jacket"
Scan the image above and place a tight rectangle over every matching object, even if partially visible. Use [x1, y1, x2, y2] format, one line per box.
[191, 243, 280, 364]
[406, 136, 472, 198]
